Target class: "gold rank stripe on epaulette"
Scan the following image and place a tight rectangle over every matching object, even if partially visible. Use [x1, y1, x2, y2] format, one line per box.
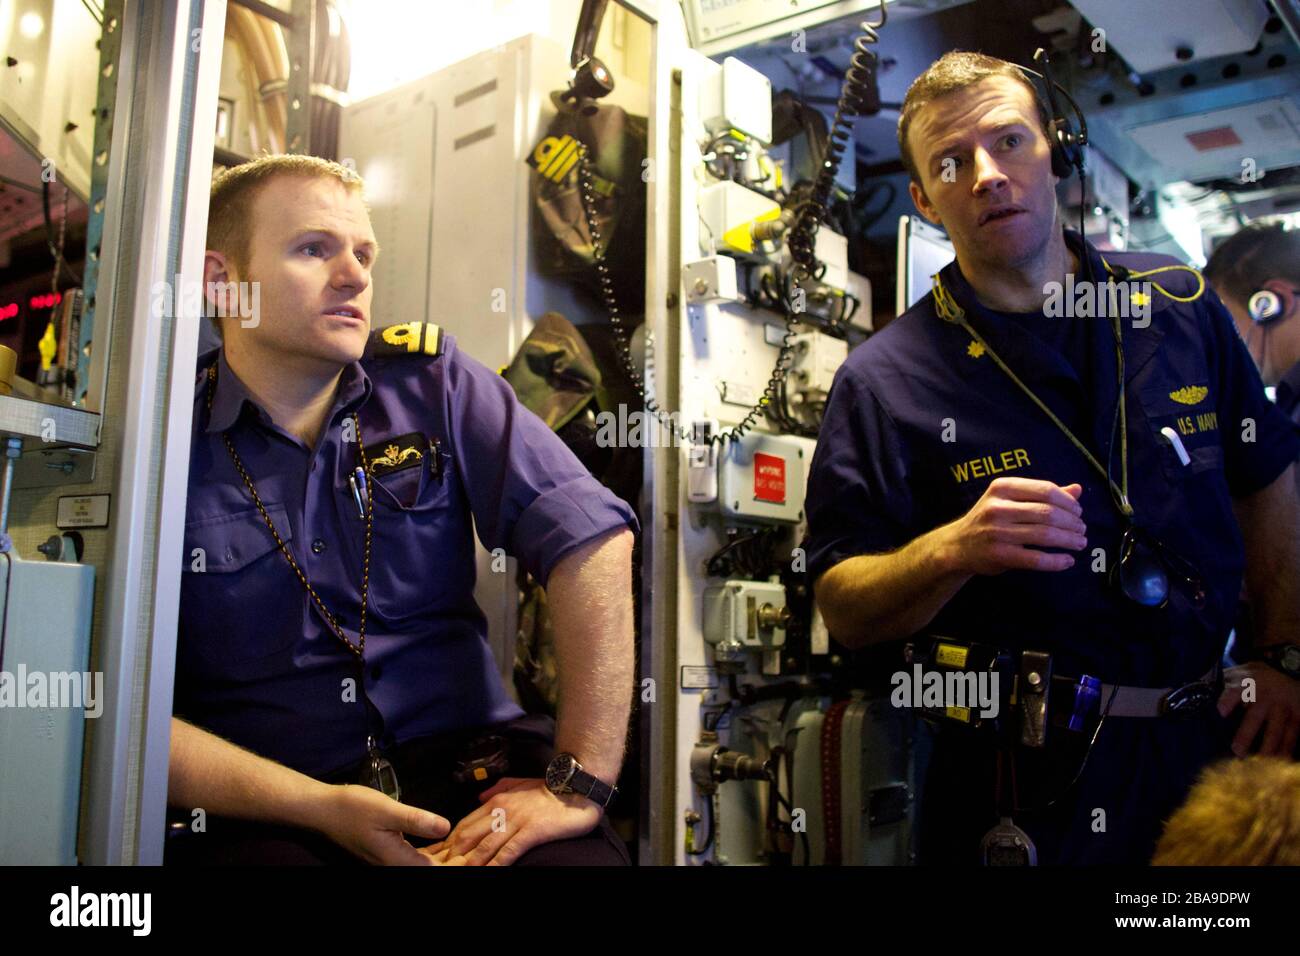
[370, 321, 443, 357]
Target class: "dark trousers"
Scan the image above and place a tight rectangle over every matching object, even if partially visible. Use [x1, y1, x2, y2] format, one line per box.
[916, 706, 1238, 865]
[164, 714, 630, 866]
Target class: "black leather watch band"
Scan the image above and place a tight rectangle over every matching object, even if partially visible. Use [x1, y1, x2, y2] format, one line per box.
[571, 770, 616, 809]
[546, 752, 618, 809]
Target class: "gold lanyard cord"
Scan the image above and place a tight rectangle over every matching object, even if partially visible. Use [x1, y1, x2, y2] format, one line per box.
[205, 364, 373, 660]
[932, 273, 1135, 519]
[1104, 260, 1205, 303]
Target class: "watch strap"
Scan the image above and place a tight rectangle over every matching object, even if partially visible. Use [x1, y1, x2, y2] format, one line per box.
[1263, 647, 1300, 680]
[569, 767, 617, 809]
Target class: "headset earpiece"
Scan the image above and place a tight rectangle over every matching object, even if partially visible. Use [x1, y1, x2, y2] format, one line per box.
[1026, 49, 1088, 180]
[1047, 119, 1078, 179]
[1248, 289, 1284, 324]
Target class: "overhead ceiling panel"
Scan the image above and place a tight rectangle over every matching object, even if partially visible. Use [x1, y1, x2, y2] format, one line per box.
[1123, 96, 1300, 181]
[1069, 0, 1269, 73]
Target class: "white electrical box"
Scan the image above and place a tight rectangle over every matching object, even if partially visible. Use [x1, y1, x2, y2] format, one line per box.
[717, 432, 807, 525]
[703, 579, 788, 651]
[700, 56, 773, 144]
[844, 270, 874, 332]
[815, 229, 849, 293]
[683, 256, 741, 304]
[789, 331, 849, 403]
[0, 555, 96, 865]
[699, 181, 782, 257]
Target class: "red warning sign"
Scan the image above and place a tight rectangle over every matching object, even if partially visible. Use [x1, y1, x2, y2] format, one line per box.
[753, 452, 786, 504]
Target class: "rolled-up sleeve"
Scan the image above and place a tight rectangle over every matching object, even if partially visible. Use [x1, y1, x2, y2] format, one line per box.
[803, 362, 914, 584]
[1203, 288, 1300, 496]
[441, 340, 638, 587]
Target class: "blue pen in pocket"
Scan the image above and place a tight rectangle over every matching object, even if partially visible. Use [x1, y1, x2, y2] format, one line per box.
[349, 466, 369, 518]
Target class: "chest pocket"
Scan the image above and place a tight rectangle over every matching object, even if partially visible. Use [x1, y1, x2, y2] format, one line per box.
[1135, 375, 1224, 482]
[343, 450, 462, 622]
[180, 504, 303, 672]
[370, 459, 432, 510]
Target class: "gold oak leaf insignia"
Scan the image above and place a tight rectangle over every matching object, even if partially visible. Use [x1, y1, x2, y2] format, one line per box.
[1168, 386, 1208, 405]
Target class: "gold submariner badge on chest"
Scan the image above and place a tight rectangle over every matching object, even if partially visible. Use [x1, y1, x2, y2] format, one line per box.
[363, 431, 428, 478]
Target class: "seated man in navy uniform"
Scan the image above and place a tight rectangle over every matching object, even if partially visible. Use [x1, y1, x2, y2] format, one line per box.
[168, 154, 637, 866]
[805, 52, 1300, 865]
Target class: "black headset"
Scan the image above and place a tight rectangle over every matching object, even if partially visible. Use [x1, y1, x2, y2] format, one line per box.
[1018, 48, 1088, 180]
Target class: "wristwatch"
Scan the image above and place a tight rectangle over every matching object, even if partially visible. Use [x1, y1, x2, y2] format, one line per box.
[1259, 643, 1300, 681]
[545, 752, 617, 809]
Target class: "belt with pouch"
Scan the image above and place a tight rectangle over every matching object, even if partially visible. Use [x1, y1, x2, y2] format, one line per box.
[323, 727, 512, 790]
[1049, 664, 1222, 720]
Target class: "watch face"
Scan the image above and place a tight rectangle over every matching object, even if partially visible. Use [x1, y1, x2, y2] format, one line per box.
[546, 754, 576, 791]
[1280, 646, 1300, 675]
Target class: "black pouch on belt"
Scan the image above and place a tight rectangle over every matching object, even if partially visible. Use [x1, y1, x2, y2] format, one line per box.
[451, 733, 511, 786]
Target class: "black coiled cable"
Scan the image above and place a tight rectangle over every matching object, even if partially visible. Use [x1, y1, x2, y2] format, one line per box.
[578, 144, 820, 447]
[573, 1, 886, 448]
[787, 1, 886, 286]
[574, 146, 696, 442]
[579, 145, 767, 445]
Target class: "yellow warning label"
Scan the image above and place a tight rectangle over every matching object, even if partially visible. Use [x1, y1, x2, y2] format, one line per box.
[935, 643, 969, 668]
[529, 134, 584, 183]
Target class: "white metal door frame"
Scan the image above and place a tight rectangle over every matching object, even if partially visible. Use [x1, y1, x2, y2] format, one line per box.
[82, 0, 223, 865]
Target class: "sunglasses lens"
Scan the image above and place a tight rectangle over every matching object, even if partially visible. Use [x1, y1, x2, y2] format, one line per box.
[1119, 538, 1169, 607]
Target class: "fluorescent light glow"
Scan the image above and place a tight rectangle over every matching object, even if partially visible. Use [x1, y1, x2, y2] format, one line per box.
[336, 0, 552, 102]
[19, 12, 45, 39]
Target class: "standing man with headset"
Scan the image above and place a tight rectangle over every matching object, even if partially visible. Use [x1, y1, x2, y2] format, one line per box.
[805, 52, 1300, 864]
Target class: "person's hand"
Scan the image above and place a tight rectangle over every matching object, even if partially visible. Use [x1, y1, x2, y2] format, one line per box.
[1218, 663, 1300, 758]
[416, 777, 601, 866]
[312, 783, 452, 865]
[943, 478, 1087, 576]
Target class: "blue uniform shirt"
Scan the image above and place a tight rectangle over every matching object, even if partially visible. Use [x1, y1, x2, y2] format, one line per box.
[804, 231, 1300, 863]
[807, 231, 1298, 684]
[175, 325, 638, 779]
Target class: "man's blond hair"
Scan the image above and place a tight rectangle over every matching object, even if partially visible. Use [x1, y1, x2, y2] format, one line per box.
[897, 51, 1052, 187]
[206, 154, 367, 339]
[1152, 756, 1300, 865]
